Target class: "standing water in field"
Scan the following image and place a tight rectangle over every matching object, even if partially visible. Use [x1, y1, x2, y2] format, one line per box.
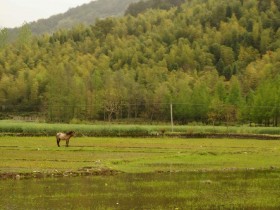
[1, 171, 280, 209]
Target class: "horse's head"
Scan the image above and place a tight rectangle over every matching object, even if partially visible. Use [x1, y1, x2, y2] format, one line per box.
[67, 131, 75, 136]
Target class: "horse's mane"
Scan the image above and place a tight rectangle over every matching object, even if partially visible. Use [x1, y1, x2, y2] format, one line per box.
[66, 131, 74, 135]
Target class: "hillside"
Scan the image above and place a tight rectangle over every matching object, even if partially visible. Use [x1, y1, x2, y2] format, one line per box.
[6, 0, 140, 40]
[125, 0, 185, 16]
[0, 0, 280, 125]
[29, 0, 141, 34]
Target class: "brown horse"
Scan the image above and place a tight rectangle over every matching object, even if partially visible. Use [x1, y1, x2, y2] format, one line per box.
[56, 131, 75, 147]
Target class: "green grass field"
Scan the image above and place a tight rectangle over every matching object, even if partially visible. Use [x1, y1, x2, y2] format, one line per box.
[1, 136, 280, 175]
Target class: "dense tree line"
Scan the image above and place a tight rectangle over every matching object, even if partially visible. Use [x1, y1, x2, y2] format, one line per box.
[125, 0, 185, 16]
[1, 0, 280, 125]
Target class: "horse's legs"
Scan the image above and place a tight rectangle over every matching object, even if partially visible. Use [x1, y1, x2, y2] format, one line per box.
[66, 139, 69, 147]
[57, 138, 60, 147]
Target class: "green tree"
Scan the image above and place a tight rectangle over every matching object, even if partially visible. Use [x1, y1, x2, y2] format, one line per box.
[208, 97, 226, 125]
[17, 23, 32, 46]
[0, 28, 8, 49]
[251, 78, 280, 126]
[252, 20, 261, 48]
[191, 81, 210, 122]
[226, 77, 243, 123]
[227, 77, 242, 106]
[238, 46, 260, 71]
[260, 28, 272, 53]
[46, 63, 77, 122]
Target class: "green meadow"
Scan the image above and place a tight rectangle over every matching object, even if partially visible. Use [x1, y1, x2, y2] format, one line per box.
[1, 136, 280, 174]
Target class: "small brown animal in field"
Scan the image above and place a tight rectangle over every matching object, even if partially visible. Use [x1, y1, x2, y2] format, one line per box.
[56, 131, 75, 147]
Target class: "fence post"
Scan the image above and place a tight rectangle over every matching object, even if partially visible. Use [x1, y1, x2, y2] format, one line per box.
[170, 103, 174, 132]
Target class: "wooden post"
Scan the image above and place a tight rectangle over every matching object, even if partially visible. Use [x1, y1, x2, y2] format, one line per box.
[170, 103, 174, 132]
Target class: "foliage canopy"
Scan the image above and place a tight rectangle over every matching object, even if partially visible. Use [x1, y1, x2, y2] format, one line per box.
[1, 0, 280, 125]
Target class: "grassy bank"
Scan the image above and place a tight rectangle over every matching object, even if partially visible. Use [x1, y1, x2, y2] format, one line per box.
[1, 120, 280, 137]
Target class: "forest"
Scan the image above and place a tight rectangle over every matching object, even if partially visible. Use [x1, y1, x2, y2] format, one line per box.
[0, 0, 280, 125]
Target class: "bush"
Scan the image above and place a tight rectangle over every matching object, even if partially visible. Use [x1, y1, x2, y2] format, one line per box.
[1, 120, 280, 137]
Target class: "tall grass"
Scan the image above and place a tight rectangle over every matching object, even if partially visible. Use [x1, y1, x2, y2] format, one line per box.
[1, 120, 280, 136]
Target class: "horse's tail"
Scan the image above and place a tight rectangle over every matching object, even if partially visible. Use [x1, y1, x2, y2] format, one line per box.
[56, 133, 61, 147]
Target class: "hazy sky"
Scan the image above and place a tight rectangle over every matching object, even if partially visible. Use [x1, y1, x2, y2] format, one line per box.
[0, 0, 94, 28]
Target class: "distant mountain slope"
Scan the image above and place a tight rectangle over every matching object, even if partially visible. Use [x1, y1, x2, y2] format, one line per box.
[7, 0, 140, 40]
[125, 0, 185, 16]
[30, 0, 141, 34]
